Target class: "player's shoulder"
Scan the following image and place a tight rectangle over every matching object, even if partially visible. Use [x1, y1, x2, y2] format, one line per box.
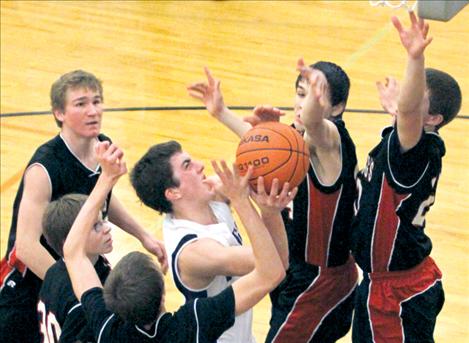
[44, 259, 67, 280]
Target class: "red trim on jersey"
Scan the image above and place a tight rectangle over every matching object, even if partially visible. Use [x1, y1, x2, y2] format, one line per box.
[272, 257, 357, 342]
[367, 257, 442, 342]
[305, 180, 342, 267]
[371, 176, 409, 272]
[0, 246, 27, 288]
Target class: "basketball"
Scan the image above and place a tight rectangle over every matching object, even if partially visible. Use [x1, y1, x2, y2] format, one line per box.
[235, 121, 310, 192]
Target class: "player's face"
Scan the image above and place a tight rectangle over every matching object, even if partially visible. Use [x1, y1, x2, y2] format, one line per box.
[55, 87, 103, 138]
[86, 217, 113, 256]
[293, 70, 332, 132]
[294, 79, 308, 133]
[170, 151, 214, 202]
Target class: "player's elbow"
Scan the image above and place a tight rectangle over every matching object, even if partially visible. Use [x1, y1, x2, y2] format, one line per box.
[15, 235, 34, 262]
[62, 239, 80, 262]
[263, 266, 286, 291]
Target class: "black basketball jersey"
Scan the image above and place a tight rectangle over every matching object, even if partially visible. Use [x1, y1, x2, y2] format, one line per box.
[284, 120, 357, 267]
[81, 285, 236, 343]
[38, 257, 111, 343]
[1, 133, 111, 305]
[351, 127, 445, 272]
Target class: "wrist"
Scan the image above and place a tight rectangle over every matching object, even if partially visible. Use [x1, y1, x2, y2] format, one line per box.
[230, 196, 251, 211]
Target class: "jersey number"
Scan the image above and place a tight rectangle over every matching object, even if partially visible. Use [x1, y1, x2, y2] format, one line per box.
[38, 300, 62, 343]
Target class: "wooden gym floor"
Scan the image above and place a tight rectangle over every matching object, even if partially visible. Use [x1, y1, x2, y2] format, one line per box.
[1, 1, 468, 341]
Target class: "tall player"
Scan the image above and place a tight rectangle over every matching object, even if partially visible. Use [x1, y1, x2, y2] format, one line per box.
[0, 70, 167, 343]
[130, 138, 295, 342]
[351, 12, 462, 342]
[63, 141, 287, 343]
[187, 59, 359, 342]
[38, 193, 112, 342]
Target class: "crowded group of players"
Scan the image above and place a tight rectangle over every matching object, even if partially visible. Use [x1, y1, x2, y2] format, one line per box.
[0, 12, 462, 343]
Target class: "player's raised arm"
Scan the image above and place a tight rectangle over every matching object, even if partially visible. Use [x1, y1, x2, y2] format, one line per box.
[296, 58, 340, 151]
[392, 11, 433, 151]
[64, 142, 127, 300]
[211, 161, 286, 316]
[250, 177, 296, 270]
[187, 67, 251, 137]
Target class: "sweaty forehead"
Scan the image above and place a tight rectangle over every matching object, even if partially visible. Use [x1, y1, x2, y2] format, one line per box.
[66, 87, 101, 101]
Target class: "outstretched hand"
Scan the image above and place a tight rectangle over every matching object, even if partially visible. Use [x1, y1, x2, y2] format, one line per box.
[392, 11, 432, 58]
[251, 177, 298, 216]
[376, 76, 400, 118]
[211, 160, 252, 204]
[95, 141, 127, 184]
[243, 105, 285, 126]
[296, 57, 329, 118]
[187, 67, 226, 118]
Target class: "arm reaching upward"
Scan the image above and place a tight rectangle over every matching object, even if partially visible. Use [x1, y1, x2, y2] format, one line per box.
[296, 58, 340, 152]
[391, 11, 433, 151]
[187, 67, 251, 137]
[211, 161, 286, 316]
[250, 177, 297, 270]
[64, 142, 127, 300]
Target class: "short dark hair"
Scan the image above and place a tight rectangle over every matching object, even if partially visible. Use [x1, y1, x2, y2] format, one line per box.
[425, 68, 462, 129]
[130, 140, 182, 214]
[50, 70, 103, 127]
[42, 194, 88, 256]
[103, 252, 164, 326]
[295, 61, 350, 119]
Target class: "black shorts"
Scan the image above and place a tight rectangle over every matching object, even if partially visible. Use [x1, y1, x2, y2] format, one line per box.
[0, 266, 41, 343]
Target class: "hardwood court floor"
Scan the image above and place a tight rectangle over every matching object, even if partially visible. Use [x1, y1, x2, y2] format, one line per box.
[1, 1, 468, 341]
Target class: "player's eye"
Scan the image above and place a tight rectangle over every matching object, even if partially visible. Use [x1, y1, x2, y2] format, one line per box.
[93, 221, 104, 232]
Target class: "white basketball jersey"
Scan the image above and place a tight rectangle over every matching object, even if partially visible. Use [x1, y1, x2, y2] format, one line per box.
[163, 201, 256, 343]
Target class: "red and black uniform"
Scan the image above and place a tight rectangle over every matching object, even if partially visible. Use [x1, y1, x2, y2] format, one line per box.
[267, 120, 358, 343]
[0, 134, 111, 343]
[351, 127, 445, 343]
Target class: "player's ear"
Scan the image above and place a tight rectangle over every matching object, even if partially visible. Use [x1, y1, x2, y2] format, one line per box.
[331, 102, 345, 117]
[425, 113, 443, 128]
[165, 187, 181, 201]
[53, 109, 65, 125]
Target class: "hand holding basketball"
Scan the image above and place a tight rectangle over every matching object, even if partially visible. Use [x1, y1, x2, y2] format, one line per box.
[250, 177, 298, 216]
[211, 160, 253, 204]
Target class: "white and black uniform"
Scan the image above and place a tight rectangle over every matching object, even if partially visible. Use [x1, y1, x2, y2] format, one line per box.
[163, 201, 255, 343]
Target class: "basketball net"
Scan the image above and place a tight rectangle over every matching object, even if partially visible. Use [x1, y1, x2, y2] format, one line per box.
[369, 0, 417, 11]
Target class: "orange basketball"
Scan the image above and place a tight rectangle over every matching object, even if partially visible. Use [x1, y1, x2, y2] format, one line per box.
[235, 121, 310, 192]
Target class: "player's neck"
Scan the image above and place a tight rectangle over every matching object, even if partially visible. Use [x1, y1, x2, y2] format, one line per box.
[60, 130, 99, 169]
[172, 201, 217, 225]
[424, 124, 437, 132]
[87, 254, 99, 265]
